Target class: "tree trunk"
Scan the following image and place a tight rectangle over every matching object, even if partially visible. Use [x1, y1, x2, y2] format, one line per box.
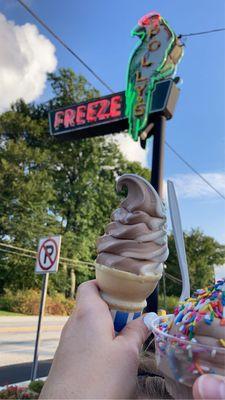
[70, 268, 76, 298]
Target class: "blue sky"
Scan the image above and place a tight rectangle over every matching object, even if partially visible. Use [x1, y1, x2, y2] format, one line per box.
[1, 0, 225, 244]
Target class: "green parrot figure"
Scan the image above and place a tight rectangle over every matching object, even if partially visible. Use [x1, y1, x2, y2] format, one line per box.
[125, 12, 183, 141]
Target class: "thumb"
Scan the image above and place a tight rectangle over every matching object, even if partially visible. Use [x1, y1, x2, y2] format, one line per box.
[118, 312, 158, 351]
[193, 374, 225, 399]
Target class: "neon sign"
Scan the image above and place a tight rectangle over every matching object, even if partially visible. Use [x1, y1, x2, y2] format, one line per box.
[126, 12, 183, 141]
[53, 94, 123, 130]
[49, 80, 178, 140]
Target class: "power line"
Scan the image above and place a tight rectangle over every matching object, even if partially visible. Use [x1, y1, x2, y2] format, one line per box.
[10, 0, 225, 202]
[0, 244, 184, 284]
[0, 242, 95, 265]
[17, 0, 225, 94]
[165, 272, 182, 284]
[0, 242, 95, 269]
[0, 247, 36, 260]
[16, 0, 114, 94]
[165, 141, 225, 201]
[179, 27, 225, 38]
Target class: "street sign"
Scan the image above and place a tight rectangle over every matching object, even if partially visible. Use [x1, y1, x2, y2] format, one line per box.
[35, 236, 61, 274]
[32, 235, 61, 380]
[49, 79, 179, 140]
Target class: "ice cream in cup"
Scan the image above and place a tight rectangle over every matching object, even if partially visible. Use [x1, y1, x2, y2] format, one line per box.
[151, 279, 225, 399]
[95, 173, 169, 333]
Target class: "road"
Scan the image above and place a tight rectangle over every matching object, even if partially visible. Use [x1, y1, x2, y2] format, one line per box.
[0, 316, 68, 367]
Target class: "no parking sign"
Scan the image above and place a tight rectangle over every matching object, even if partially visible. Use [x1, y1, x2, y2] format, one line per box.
[35, 236, 61, 274]
[32, 235, 61, 381]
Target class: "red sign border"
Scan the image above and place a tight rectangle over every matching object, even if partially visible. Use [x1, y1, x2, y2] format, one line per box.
[38, 238, 59, 271]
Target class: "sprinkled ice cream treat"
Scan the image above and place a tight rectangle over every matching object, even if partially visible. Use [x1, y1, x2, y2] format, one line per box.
[152, 279, 225, 399]
[95, 174, 168, 332]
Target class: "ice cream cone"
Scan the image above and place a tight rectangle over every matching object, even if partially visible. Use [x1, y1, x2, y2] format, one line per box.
[95, 263, 162, 312]
[95, 174, 168, 332]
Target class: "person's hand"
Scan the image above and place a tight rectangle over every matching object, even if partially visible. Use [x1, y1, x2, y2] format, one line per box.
[193, 374, 225, 399]
[40, 280, 151, 399]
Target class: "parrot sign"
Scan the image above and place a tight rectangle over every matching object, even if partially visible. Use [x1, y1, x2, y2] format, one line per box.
[126, 12, 183, 141]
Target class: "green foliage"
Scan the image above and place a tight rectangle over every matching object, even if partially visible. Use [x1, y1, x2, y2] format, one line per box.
[120, 159, 150, 181]
[165, 229, 225, 296]
[0, 289, 74, 315]
[0, 67, 149, 295]
[48, 67, 100, 107]
[28, 380, 45, 394]
[76, 265, 95, 287]
[158, 294, 179, 314]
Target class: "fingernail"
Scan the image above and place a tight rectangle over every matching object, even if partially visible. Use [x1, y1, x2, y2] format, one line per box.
[143, 312, 158, 330]
[196, 374, 225, 399]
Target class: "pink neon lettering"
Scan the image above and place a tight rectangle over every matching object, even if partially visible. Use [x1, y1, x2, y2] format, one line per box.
[87, 102, 98, 123]
[110, 96, 122, 118]
[97, 99, 110, 120]
[54, 111, 64, 129]
[64, 109, 75, 128]
[76, 105, 86, 125]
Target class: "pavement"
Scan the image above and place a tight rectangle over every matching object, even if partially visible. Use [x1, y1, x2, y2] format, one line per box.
[0, 316, 68, 385]
[0, 360, 51, 387]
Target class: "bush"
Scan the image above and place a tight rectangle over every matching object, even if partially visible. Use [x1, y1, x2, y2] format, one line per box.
[28, 380, 45, 394]
[0, 385, 39, 399]
[0, 289, 74, 316]
[45, 292, 74, 316]
[158, 295, 179, 314]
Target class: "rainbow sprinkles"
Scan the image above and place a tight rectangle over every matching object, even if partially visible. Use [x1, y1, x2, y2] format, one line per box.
[170, 279, 225, 343]
[154, 279, 225, 389]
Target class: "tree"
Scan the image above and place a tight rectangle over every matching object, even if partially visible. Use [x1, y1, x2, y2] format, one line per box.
[164, 229, 225, 297]
[48, 67, 100, 107]
[0, 68, 150, 295]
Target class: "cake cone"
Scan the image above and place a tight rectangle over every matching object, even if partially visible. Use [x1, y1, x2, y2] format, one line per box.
[95, 263, 161, 313]
[95, 174, 168, 332]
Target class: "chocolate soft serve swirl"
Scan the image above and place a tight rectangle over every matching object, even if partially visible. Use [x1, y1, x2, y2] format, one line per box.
[96, 174, 168, 276]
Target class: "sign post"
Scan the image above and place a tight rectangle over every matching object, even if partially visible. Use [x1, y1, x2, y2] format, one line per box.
[145, 115, 167, 313]
[30, 273, 49, 381]
[31, 236, 61, 381]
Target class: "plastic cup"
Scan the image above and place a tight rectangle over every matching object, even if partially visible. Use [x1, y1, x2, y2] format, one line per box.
[151, 315, 225, 399]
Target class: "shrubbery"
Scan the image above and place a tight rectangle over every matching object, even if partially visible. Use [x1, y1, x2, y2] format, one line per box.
[28, 380, 45, 394]
[0, 288, 180, 316]
[0, 385, 38, 399]
[0, 289, 74, 316]
[0, 380, 44, 399]
[158, 294, 179, 313]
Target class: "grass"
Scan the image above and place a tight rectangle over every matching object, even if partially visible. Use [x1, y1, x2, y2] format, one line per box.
[0, 310, 25, 316]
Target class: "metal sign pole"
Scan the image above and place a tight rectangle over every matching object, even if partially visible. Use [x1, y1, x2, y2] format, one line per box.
[150, 115, 166, 197]
[145, 115, 166, 313]
[31, 273, 49, 381]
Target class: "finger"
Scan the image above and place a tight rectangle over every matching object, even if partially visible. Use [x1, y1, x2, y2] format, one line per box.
[193, 374, 225, 399]
[64, 280, 114, 338]
[75, 280, 109, 314]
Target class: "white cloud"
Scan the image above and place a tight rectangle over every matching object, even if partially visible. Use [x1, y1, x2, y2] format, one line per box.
[166, 172, 225, 199]
[214, 264, 225, 281]
[0, 13, 57, 112]
[111, 133, 147, 167]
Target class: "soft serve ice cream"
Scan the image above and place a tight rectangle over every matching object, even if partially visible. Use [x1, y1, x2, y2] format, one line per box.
[95, 174, 169, 314]
[96, 174, 168, 276]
